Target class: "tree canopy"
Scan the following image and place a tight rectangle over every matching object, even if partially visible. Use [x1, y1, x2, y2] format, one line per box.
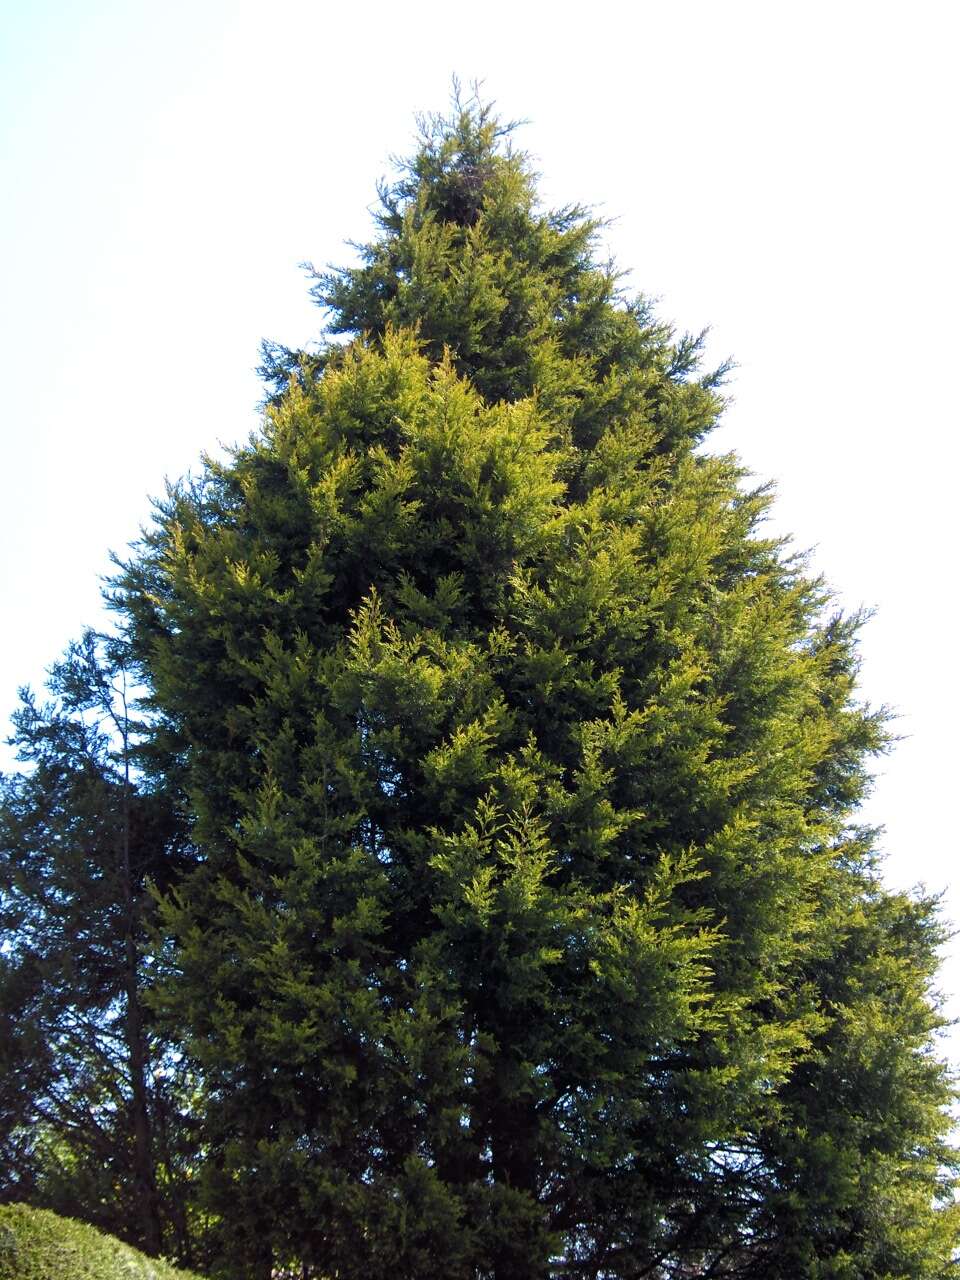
[0, 633, 199, 1262]
[4, 92, 957, 1280]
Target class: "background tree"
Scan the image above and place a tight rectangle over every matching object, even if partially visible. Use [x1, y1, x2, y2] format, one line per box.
[0, 630, 200, 1265]
[108, 94, 959, 1278]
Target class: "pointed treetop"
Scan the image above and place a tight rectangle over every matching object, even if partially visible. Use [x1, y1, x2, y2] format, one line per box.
[380, 81, 530, 231]
[257, 87, 730, 454]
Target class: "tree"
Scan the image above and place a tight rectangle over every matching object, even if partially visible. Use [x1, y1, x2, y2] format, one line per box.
[0, 631, 200, 1265]
[112, 93, 958, 1278]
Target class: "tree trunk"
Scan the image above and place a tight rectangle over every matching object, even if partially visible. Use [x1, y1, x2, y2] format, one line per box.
[118, 708, 163, 1257]
[489, 1092, 545, 1280]
[123, 947, 163, 1255]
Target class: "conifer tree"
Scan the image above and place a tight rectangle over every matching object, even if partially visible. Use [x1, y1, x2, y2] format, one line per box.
[0, 632, 199, 1264]
[113, 93, 958, 1278]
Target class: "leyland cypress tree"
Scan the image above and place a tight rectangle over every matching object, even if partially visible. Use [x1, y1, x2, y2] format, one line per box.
[113, 96, 958, 1278]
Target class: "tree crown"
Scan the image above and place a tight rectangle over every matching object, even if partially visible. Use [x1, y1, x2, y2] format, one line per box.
[98, 94, 960, 1279]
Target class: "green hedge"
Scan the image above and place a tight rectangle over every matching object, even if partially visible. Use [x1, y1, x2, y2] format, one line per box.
[0, 1205, 200, 1280]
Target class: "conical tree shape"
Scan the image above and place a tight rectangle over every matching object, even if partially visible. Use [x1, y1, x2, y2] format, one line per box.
[114, 96, 958, 1279]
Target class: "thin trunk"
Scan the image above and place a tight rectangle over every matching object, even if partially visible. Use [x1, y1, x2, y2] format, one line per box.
[118, 684, 163, 1257]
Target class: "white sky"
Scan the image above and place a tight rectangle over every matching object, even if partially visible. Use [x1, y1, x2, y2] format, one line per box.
[2, 0, 958, 1056]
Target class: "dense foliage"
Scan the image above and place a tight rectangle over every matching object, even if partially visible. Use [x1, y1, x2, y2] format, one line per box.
[0, 634, 200, 1264]
[0, 1203, 201, 1280]
[3, 95, 957, 1278]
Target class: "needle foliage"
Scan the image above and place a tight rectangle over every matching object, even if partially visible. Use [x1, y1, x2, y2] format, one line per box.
[0, 634, 199, 1263]
[108, 93, 958, 1279]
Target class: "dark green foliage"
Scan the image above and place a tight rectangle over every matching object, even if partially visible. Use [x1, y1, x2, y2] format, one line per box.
[0, 1204, 202, 1280]
[101, 94, 960, 1277]
[0, 634, 200, 1265]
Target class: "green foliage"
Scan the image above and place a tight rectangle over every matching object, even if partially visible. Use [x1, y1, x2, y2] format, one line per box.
[0, 1204, 202, 1280]
[0, 634, 200, 1265]
[96, 90, 960, 1277]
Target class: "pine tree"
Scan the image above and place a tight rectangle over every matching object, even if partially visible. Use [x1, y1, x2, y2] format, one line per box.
[0, 631, 199, 1265]
[113, 93, 958, 1278]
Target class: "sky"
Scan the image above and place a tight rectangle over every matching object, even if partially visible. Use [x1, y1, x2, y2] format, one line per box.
[2, 0, 958, 1052]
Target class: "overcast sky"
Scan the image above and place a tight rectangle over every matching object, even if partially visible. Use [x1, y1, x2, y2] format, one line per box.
[2, 0, 958, 1055]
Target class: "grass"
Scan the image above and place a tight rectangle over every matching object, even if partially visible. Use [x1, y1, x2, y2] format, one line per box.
[0, 1205, 201, 1280]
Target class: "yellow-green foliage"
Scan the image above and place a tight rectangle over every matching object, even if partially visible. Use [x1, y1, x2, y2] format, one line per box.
[0, 1206, 201, 1280]
[108, 95, 959, 1279]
